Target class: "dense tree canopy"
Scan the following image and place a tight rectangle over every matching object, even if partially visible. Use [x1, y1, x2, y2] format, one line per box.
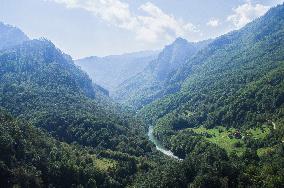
[0, 38, 155, 187]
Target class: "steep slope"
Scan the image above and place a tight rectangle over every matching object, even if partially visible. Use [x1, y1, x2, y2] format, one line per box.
[153, 38, 209, 81]
[114, 38, 211, 109]
[129, 4, 284, 187]
[75, 50, 158, 92]
[0, 22, 29, 50]
[0, 31, 157, 186]
[0, 38, 152, 156]
[0, 109, 114, 187]
[139, 3, 284, 156]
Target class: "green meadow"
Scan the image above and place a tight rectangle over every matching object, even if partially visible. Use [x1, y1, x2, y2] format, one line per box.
[188, 125, 271, 156]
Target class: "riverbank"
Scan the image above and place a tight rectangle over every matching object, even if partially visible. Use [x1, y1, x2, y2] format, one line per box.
[148, 126, 183, 160]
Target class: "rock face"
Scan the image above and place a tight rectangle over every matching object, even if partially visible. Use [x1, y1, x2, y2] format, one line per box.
[153, 37, 199, 81]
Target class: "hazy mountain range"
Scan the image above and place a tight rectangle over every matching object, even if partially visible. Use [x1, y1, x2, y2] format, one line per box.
[75, 50, 159, 92]
[113, 37, 212, 108]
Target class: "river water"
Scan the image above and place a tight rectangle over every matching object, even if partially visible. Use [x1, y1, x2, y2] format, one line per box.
[148, 125, 182, 160]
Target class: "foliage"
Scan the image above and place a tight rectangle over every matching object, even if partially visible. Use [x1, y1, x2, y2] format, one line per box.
[0, 38, 154, 187]
[140, 3, 284, 154]
[0, 109, 109, 187]
[131, 4, 284, 187]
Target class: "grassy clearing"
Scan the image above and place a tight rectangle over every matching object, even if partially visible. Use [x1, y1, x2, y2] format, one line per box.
[257, 147, 274, 157]
[189, 126, 245, 155]
[182, 110, 195, 117]
[246, 126, 270, 139]
[188, 125, 270, 156]
[95, 158, 117, 172]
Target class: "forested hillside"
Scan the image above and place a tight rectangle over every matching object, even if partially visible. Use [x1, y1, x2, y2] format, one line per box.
[139, 3, 284, 159]
[114, 38, 211, 109]
[0, 109, 114, 187]
[129, 4, 284, 187]
[0, 23, 156, 187]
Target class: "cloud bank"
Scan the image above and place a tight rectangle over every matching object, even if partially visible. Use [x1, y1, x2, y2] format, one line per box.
[47, 0, 275, 44]
[206, 18, 220, 27]
[227, 2, 270, 28]
[48, 0, 198, 43]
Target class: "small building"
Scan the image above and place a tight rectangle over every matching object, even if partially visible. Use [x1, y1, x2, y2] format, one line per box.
[233, 131, 242, 139]
[228, 130, 242, 139]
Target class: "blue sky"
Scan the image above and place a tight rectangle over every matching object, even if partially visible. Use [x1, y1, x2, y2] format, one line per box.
[0, 0, 283, 58]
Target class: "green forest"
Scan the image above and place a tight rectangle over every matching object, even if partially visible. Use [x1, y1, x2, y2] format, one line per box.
[0, 2, 284, 188]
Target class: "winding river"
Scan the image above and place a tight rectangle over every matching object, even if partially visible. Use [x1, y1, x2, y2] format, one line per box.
[148, 125, 182, 160]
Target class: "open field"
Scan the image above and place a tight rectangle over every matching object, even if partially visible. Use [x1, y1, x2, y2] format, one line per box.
[188, 125, 271, 156]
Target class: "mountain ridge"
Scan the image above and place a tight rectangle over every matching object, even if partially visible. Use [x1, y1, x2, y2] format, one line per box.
[0, 22, 29, 50]
[75, 50, 159, 92]
[113, 37, 212, 109]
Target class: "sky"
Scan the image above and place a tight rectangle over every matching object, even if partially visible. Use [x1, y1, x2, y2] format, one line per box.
[0, 0, 283, 59]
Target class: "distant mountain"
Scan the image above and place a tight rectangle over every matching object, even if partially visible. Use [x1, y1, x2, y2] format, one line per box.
[0, 22, 29, 50]
[153, 37, 210, 81]
[114, 38, 212, 109]
[75, 50, 159, 92]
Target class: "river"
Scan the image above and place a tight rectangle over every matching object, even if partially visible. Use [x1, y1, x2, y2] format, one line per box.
[148, 125, 182, 160]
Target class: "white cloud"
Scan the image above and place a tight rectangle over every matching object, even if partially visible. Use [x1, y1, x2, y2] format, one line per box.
[206, 18, 220, 27]
[47, 0, 198, 43]
[51, 0, 137, 30]
[227, 2, 270, 28]
[136, 2, 198, 43]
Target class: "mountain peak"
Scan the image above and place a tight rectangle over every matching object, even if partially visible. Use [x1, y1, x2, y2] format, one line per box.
[172, 37, 189, 45]
[0, 22, 29, 50]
